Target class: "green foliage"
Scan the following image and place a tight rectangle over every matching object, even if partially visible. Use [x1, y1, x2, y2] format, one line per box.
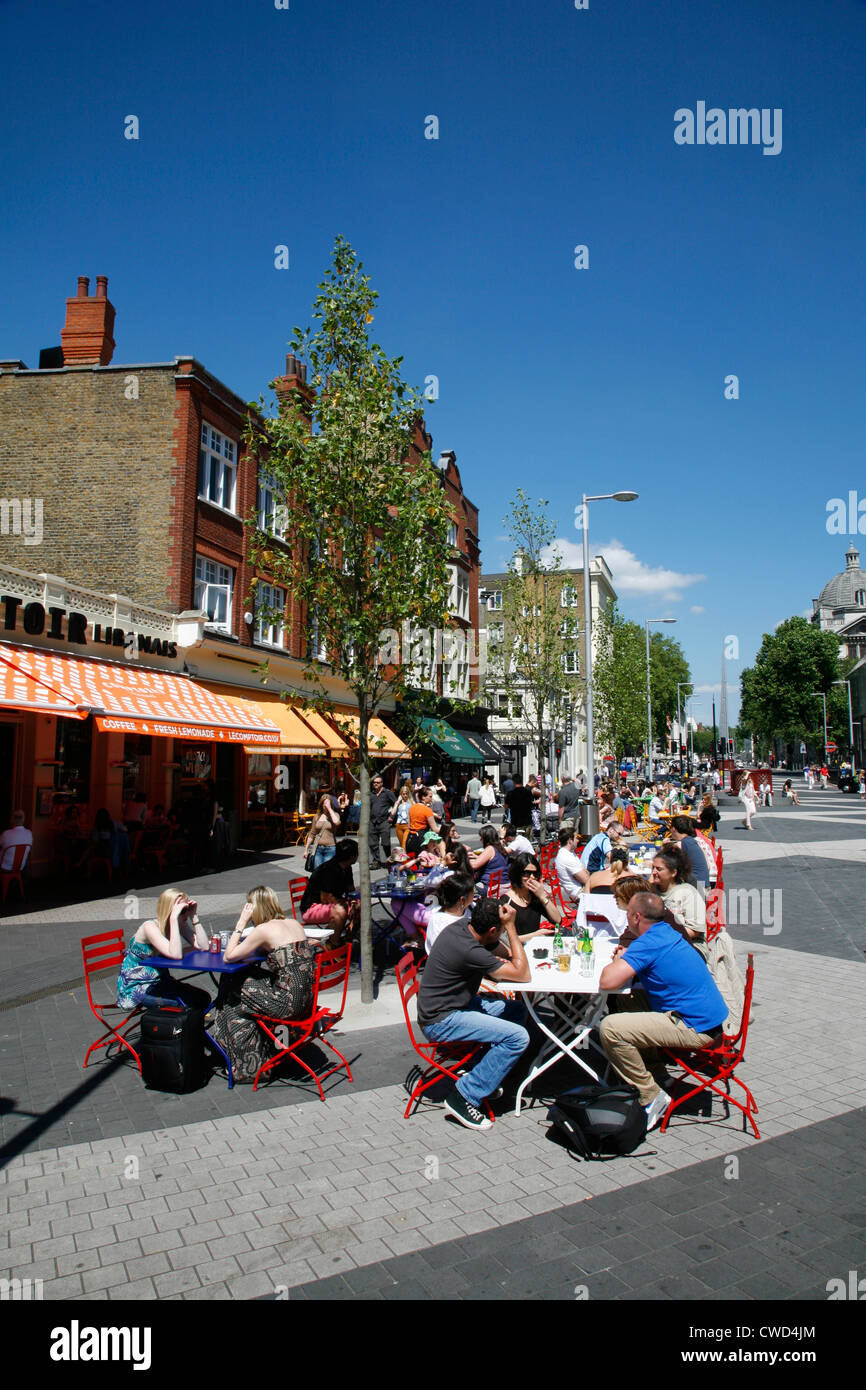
[649, 634, 691, 743]
[592, 604, 647, 760]
[739, 617, 844, 747]
[484, 491, 576, 782]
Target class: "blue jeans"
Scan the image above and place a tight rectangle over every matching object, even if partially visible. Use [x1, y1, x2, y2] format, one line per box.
[469, 798, 480, 823]
[313, 845, 336, 871]
[424, 996, 529, 1108]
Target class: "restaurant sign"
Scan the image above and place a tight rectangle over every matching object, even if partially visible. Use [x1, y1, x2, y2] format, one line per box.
[1, 595, 178, 659]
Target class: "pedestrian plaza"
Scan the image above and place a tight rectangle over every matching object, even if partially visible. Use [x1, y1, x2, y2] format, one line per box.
[1, 786, 865, 1305]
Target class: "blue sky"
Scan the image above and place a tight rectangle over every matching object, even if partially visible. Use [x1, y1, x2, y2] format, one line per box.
[2, 0, 864, 728]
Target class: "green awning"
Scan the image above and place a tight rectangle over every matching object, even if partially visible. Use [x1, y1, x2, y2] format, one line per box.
[416, 716, 481, 764]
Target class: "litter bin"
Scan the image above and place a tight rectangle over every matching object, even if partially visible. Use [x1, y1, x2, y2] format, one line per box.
[579, 801, 599, 837]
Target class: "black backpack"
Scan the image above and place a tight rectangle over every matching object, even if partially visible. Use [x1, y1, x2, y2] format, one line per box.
[547, 1084, 648, 1160]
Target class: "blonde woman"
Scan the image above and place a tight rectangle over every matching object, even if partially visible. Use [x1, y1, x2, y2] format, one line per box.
[209, 886, 322, 1084]
[116, 888, 211, 1010]
[394, 782, 414, 850]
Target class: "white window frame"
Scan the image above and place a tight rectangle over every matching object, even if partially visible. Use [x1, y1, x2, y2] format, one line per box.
[447, 521, 458, 547]
[561, 585, 579, 608]
[450, 566, 470, 621]
[257, 470, 288, 539]
[309, 610, 327, 662]
[487, 590, 503, 611]
[198, 423, 237, 513]
[255, 583, 287, 648]
[560, 618, 580, 639]
[562, 650, 581, 674]
[194, 556, 234, 632]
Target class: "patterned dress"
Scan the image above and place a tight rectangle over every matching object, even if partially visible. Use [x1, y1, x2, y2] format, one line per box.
[116, 935, 161, 1008]
[207, 940, 320, 1084]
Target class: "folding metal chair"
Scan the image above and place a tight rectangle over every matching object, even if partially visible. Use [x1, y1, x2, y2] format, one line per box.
[0, 842, 28, 904]
[81, 931, 142, 1072]
[660, 952, 759, 1137]
[394, 952, 494, 1120]
[251, 945, 353, 1096]
[288, 875, 308, 920]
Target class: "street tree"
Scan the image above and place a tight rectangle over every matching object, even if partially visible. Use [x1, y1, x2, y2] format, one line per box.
[739, 616, 846, 756]
[485, 492, 574, 808]
[244, 236, 455, 1003]
[649, 633, 691, 744]
[592, 603, 646, 764]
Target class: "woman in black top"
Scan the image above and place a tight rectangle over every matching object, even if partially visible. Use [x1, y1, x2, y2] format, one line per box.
[696, 795, 720, 833]
[502, 852, 562, 941]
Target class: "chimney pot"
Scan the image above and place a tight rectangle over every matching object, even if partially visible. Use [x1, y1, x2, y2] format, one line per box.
[96, 275, 108, 298]
[77, 276, 89, 298]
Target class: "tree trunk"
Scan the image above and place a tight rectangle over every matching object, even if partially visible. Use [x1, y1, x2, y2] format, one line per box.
[537, 711, 547, 843]
[357, 704, 374, 1004]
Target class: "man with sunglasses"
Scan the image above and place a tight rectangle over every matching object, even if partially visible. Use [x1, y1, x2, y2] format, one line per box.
[598, 890, 728, 1132]
[416, 897, 531, 1131]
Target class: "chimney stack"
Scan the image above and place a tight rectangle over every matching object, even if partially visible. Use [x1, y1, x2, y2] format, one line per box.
[60, 274, 116, 365]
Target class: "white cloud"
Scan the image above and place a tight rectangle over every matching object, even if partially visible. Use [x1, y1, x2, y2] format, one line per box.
[690, 605, 705, 614]
[544, 537, 706, 604]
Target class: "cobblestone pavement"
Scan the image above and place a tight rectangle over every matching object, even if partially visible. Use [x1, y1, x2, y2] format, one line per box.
[1, 789, 865, 1302]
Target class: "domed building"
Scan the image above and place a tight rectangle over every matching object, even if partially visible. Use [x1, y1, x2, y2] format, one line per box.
[811, 546, 866, 661]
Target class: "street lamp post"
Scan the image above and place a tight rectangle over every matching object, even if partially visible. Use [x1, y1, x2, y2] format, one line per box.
[580, 489, 638, 792]
[832, 679, 855, 773]
[646, 617, 676, 782]
[811, 691, 828, 763]
[676, 681, 693, 781]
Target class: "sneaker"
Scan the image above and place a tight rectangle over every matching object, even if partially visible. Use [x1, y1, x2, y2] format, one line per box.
[645, 1089, 670, 1133]
[443, 1087, 493, 1130]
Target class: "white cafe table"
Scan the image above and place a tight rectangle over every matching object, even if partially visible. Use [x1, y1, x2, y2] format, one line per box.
[506, 935, 627, 1115]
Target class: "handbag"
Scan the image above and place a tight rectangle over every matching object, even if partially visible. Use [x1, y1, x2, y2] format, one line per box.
[304, 821, 322, 874]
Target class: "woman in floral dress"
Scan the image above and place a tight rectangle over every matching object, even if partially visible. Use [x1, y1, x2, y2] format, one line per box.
[116, 888, 211, 1010]
[208, 886, 320, 1084]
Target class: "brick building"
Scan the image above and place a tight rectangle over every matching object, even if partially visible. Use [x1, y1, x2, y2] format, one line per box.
[0, 276, 480, 875]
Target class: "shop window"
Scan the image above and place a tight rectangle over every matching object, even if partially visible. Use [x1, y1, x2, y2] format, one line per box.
[54, 718, 92, 803]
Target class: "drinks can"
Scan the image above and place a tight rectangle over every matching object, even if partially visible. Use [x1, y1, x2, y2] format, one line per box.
[209, 935, 220, 953]
[220, 931, 231, 950]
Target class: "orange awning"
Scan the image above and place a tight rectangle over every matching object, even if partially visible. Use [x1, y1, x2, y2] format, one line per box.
[229, 696, 329, 757]
[294, 707, 351, 755]
[0, 646, 88, 719]
[0, 644, 281, 744]
[331, 712, 409, 758]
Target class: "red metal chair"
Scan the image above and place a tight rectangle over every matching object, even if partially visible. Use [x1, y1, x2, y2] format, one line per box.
[714, 846, 724, 892]
[288, 875, 308, 920]
[485, 868, 503, 898]
[660, 952, 759, 1137]
[0, 843, 28, 904]
[394, 952, 494, 1120]
[81, 931, 142, 1072]
[705, 887, 725, 943]
[251, 944, 354, 1096]
[546, 866, 578, 930]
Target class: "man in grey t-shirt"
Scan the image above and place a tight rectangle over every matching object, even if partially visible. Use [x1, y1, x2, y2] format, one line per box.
[466, 774, 483, 823]
[417, 898, 531, 1131]
[557, 774, 582, 829]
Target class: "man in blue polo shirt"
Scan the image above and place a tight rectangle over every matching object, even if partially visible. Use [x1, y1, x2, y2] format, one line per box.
[598, 890, 728, 1131]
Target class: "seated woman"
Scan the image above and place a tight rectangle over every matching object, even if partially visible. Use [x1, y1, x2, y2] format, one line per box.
[469, 824, 510, 895]
[501, 851, 563, 942]
[423, 872, 477, 954]
[208, 887, 321, 1085]
[782, 779, 801, 806]
[116, 889, 211, 1011]
[696, 794, 720, 833]
[587, 844, 631, 894]
[299, 839, 360, 948]
[648, 846, 708, 958]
